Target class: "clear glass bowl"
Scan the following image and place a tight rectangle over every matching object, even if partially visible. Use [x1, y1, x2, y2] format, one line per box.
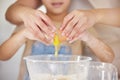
[24, 55, 118, 80]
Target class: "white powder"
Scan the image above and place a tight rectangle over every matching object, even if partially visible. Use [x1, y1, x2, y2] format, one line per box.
[30, 74, 87, 80]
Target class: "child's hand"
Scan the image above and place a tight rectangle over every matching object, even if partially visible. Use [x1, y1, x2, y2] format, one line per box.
[60, 10, 98, 42]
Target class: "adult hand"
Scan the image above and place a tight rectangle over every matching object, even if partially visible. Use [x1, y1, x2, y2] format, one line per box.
[20, 8, 56, 44]
[22, 28, 51, 44]
[60, 10, 98, 43]
[69, 30, 90, 43]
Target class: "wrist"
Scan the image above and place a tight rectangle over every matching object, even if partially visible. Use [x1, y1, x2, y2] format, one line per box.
[84, 34, 98, 48]
[80, 31, 90, 42]
[80, 32, 97, 47]
[90, 9, 104, 24]
[17, 5, 35, 24]
[17, 29, 28, 42]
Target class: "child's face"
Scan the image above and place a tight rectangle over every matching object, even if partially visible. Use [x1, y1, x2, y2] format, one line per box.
[42, 0, 71, 14]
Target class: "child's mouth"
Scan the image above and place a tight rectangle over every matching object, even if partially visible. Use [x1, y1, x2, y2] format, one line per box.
[51, 2, 63, 8]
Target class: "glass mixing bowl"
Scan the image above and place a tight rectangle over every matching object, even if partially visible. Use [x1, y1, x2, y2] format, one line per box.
[24, 55, 118, 80]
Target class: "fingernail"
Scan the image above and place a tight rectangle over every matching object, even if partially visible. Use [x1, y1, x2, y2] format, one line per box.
[66, 33, 69, 37]
[67, 38, 70, 41]
[53, 26, 57, 30]
[60, 27, 62, 30]
[51, 39, 53, 43]
[69, 40, 73, 44]
[52, 29, 55, 32]
[51, 34, 54, 37]
[62, 32, 65, 36]
[60, 26, 64, 30]
[50, 27, 56, 32]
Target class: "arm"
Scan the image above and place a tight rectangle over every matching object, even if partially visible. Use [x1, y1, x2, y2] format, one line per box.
[5, 0, 56, 44]
[5, 0, 55, 32]
[0, 29, 27, 61]
[92, 8, 120, 27]
[0, 24, 51, 61]
[6, 0, 42, 25]
[60, 8, 120, 42]
[80, 31, 114, 63]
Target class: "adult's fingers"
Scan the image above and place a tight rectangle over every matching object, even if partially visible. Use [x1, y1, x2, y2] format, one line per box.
[35, 17, 54, 38]
[67, 26, 79, 41]
[33, 26, 52, 44]
[38, 31, 52, 45]
[62, 16, 80, 37]
[25, 20, 39, 36]
[60, 13, 74, 31]
[67, 17, 87, 40]
[69, 24, 88, 43]
[27, 21, 52, 44]
[36, 11, 56, 31]
[69, 36, 79, 43]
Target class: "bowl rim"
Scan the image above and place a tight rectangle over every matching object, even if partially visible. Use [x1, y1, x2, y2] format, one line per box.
[24, 55, 92, 63]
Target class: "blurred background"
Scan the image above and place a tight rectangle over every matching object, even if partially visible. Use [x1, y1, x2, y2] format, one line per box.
[0, 0, 120, 80]
[0, 0, 23, 80]
[0, 0, 92, 80]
